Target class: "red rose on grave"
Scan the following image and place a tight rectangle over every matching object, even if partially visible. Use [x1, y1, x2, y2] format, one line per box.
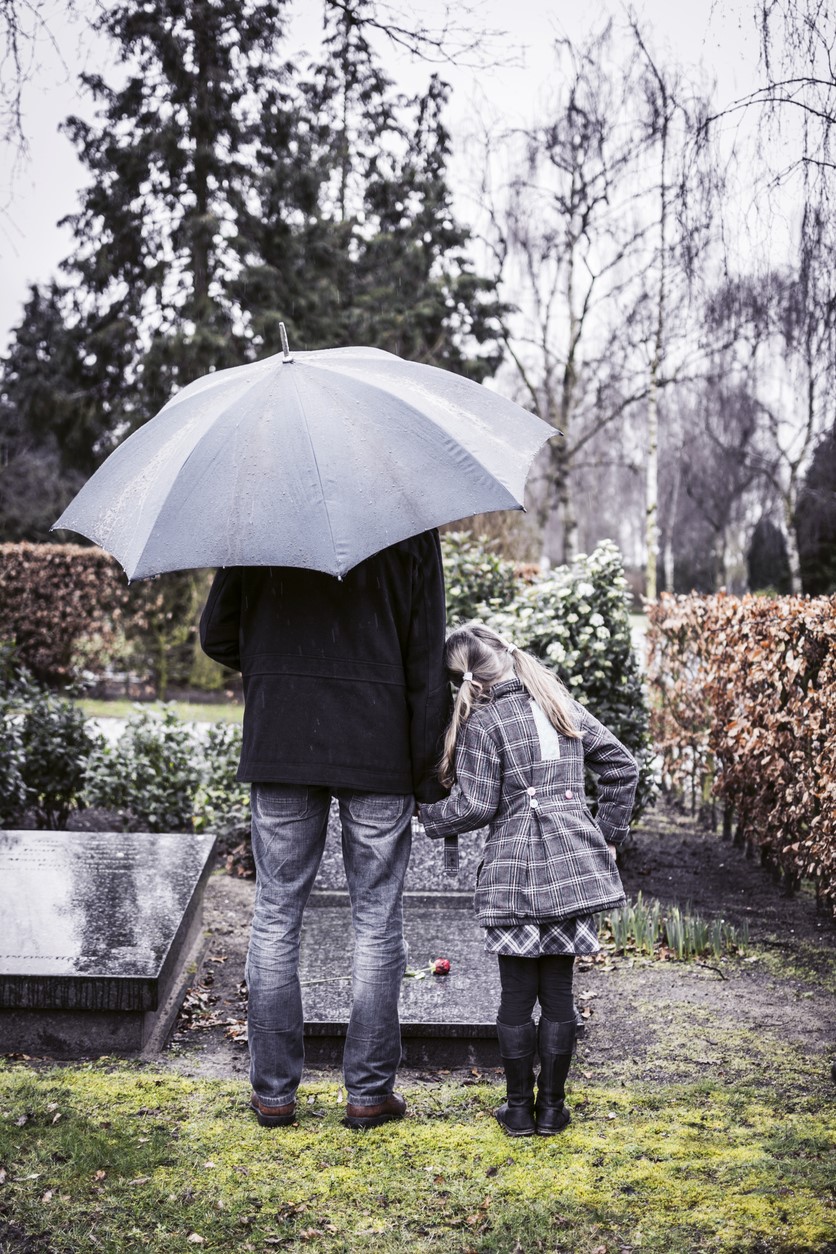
[432, 958, 451, 976]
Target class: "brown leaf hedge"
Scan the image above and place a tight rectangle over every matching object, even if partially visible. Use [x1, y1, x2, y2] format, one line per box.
[646, 592, 836, 911]
[0, 543, 210, 690]
[0, 543, 128, 681]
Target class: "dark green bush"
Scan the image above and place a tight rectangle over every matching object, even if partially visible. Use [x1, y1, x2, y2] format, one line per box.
[20, 688, 102, 828]
[441, 531, 519, 625]
[192, 721, 250, 846]
[0, 644, 29, 823]
[84, 706, 203, 832]
[0, 642, 102, 828]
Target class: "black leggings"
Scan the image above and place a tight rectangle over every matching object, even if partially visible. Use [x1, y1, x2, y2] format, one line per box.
[497, 954, 575, 1025]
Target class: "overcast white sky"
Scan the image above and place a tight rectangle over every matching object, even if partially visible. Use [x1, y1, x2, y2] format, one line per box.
[0, 0, 765, 350]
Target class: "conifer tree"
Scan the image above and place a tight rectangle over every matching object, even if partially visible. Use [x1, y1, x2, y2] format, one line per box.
[60, 0, 290, 420]
[236, 0, 504, 375]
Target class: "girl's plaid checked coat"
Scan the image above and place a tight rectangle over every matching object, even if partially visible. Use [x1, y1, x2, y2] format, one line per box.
[421, 678, 639, 927]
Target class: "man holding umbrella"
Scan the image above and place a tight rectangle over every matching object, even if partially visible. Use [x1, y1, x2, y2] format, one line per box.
[200, 529, 451, 1129]
[53, 330, 555, 1126]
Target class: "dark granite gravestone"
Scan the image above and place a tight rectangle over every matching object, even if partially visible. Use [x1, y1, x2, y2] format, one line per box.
[300, 891, 502, 1068]
[299, 807, 503, 1066]
[0, 830, 216, 1057]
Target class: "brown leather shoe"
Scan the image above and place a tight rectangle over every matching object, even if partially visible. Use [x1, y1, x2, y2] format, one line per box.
[250, 1093, 297, 1128]
[343, 1092, 406, 1129]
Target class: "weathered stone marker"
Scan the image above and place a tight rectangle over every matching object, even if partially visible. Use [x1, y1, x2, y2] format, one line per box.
[300, 891, 503, 1068]
[0, 830, 215, 1057]
[298, 811, 503, 1067]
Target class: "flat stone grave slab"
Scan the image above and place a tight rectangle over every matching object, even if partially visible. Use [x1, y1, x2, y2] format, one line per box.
[300, 807, 502, 1066]
[300, 891, 502, 1068]
[0, 830, 215, 1057]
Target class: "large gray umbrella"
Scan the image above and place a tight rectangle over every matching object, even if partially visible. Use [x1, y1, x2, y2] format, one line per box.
[53, 332, 555, 579]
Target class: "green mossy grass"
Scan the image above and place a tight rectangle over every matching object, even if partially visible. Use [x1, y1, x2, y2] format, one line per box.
[753, 938, 836, 998]
[1, 1060, 833, 1253]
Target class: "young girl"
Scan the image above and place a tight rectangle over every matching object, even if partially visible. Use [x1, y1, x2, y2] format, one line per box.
[419, 623, 639, 1137]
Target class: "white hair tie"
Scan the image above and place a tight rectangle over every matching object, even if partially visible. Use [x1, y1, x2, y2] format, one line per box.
[506, 644, 517, 655]
[462, 671, 473, 681]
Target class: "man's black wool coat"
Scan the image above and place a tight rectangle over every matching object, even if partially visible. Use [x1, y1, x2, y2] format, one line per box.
[199, 529, 451, 803]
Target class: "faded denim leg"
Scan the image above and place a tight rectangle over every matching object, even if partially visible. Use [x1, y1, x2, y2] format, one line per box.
[246, 783, 330, 1108]
[337, 790, 413, 1107]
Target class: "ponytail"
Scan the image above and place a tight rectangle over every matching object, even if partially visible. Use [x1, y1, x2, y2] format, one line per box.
[436, 622, 580, 788]
[511, 648, 580, 740]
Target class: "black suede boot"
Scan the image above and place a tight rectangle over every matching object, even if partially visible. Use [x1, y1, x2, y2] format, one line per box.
[494, 1020, 537, 1136]
[535, 1016, 575, 1135]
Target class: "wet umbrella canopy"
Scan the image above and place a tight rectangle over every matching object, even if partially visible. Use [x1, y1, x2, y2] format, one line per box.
[53, 329, 556, 579]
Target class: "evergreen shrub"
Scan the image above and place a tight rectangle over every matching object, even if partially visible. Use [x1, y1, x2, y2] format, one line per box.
[192, 721, 250, 847]
[0, 644, 31, 823]
[0, 643, 102, 828]
[20, 687, 103, 828]
[84, 706, 203, 832]
[441, 531, 519, 625]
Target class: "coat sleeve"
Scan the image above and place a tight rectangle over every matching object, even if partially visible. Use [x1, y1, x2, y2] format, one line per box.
[577, 703, 639, 846]
[199, 568, 243, 672]
[420, 719, 501, 837]
[405, 531, 453, 803]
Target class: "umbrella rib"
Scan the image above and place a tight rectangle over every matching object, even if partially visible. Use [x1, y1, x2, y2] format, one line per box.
[288, 366, 340, 569]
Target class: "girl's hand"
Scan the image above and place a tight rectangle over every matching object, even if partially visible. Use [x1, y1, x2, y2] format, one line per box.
[607, 843, 618, 861]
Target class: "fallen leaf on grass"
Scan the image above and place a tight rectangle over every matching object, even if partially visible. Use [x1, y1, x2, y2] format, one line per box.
[187, 1234, 205, 1245]
[93, 1170, 106, 1181]
[129, 1177, 151, 1187]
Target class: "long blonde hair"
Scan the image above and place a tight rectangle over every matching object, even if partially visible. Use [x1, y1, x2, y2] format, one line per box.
[438, 622, 580, 787]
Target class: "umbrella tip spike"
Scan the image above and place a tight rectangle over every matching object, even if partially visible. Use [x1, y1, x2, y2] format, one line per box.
[279, 322, 294, 363]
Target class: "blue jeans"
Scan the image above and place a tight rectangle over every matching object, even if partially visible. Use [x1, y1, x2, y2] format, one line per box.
[246, 783, 413, 1108]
